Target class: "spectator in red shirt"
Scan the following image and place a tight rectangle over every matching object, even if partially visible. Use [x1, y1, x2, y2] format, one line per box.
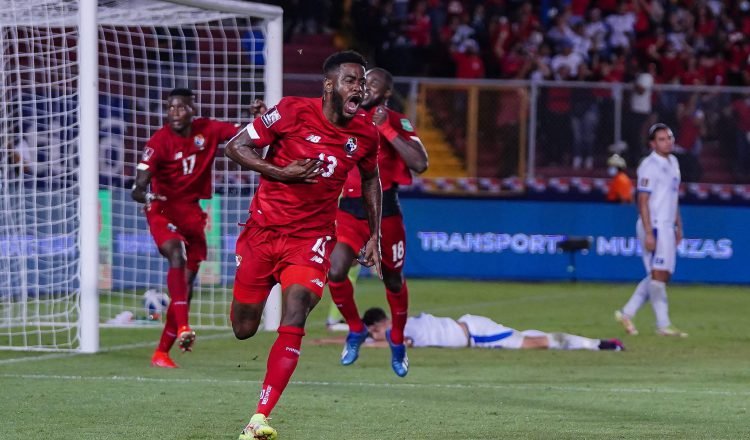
[451, 38, 485, 79]
[658, 42, 684, 84]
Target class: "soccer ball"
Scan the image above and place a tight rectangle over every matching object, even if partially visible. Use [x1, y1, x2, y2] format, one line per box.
[143, 289, 170, 320]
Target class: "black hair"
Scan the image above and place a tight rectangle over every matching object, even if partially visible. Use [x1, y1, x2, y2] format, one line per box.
[362, 307, 388, 327]
[367, 67, 393, 89]
[648, 122, 671, 140]
[168, 88, 194, 98]
[322, 50, 367, 76]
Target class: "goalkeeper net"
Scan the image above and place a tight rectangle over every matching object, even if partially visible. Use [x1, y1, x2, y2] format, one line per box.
[0, 0, 282, 351]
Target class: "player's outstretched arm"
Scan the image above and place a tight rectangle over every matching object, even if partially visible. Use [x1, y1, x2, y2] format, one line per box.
[131, 168, 166, 205]
[373, 106, 428, 173]
[359, 165, 382, 278]
[225, 128, 324, 183]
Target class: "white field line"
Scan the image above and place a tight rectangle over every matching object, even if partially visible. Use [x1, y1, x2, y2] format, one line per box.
[0, 290, 584, 366]
[0, 332, 232, 365]
[0, 372, 748, 397]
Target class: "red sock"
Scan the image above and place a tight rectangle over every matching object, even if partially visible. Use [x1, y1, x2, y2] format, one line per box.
[167, 267, 189, 329]
[328, 279, 365, 333]
[386, 281, 409, 345]
[156, 304, 178, 352]
[256, 326, 305, 416]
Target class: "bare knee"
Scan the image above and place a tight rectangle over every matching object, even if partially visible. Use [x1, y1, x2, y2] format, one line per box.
[383, 271, 404, 293]
[160, 241, 187, 268]
[328, 243, 355, 283]
[280, 286, 320, 328]
[328, 264, 350, 283]
[233, 321, 260, 340]
[231, 301, 263, 340]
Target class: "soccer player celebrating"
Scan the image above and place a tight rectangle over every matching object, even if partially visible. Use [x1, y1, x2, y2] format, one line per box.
[226, 51, 382, 440]
[329, 67, 428, 377]
[132, 88, 240, 368]
[360, 307, 625, 351]
[615, 123, 687, 337]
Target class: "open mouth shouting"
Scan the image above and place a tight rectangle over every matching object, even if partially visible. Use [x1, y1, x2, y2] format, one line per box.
[343, 94, 363, 116]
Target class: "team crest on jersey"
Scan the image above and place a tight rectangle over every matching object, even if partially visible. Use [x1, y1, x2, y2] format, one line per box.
[344, 137, 358, 155]
[193, 134, 205, 150]
[142, 146, 154, 161]
[261, 106, 281, 128]
[400, 118, 414, 132]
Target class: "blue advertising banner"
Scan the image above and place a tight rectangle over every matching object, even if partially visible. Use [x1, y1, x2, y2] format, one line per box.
[400, 198, 748, 284]
[4, 191, 746, 295]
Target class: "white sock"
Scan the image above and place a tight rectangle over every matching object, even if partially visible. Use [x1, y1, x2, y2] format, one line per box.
[649, 279, 671, 329]
[622, 276, 650, 318]
[546, 333, 599, 350]
[559, 333, 600, 351]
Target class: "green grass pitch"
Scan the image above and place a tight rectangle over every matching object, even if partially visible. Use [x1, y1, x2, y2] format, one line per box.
[1, 279, 748, 439]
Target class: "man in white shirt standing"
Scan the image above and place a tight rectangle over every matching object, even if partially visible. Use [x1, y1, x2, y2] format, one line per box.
[615, 123, 687, 337]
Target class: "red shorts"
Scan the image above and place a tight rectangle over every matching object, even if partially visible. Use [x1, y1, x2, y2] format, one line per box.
[335, 209, 407, 272]
[233, 225, 334, 304]
[145, 201, 207, 272]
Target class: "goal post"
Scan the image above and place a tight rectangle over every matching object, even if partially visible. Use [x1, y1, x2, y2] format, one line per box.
[0, 0, 283, 352]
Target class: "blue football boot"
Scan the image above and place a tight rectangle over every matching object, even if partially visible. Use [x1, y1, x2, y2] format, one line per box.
[340, 327, 369, 366]
[386, 329, 409, 377]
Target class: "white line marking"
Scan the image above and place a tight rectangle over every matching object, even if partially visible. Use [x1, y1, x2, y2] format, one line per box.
[0, 332, 233, 365]
[1, 373, 748, 397]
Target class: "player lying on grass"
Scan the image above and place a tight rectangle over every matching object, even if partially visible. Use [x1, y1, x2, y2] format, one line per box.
[337, 307, 624, 351]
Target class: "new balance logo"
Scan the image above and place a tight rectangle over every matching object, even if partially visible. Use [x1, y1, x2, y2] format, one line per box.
[305, 134, 321, 143]
[310, 255, 324, 264]
[259, 385, 272, 404]
[311, 278, 324, 288]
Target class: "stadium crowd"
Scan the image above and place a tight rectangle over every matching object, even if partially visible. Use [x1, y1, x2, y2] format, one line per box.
[258, 0, 750, 181]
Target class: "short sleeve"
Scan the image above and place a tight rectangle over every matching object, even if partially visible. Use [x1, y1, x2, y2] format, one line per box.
[358, 133, 380, 174]
[391, 112, 418, 138]
[245, 97, 296, 147]
[636, 160, 655, 193]
[212, 120, 241, 142]
[137, 132, 164, 172]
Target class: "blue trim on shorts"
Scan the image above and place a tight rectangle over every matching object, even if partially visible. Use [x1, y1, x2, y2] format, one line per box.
[471, 330, 514, 343]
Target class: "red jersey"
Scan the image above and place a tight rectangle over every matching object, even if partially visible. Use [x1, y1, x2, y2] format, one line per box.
[342, 107, 417, 198]
[139, 118, 239, 202]
[246, 97, 379, 237]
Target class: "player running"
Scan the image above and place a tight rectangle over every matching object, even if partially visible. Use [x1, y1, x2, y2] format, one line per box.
[615, 123, 687, 337]
[226, 51, 382, 440]
[132, 88, 240, 368]
[328, 67, 428, 377]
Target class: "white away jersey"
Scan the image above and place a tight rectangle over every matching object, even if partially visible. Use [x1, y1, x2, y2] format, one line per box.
[404, 313, 468, 348]
[636, 151, 680, 227]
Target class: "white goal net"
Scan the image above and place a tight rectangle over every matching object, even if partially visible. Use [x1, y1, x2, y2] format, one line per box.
[0, 0, 282, 351]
